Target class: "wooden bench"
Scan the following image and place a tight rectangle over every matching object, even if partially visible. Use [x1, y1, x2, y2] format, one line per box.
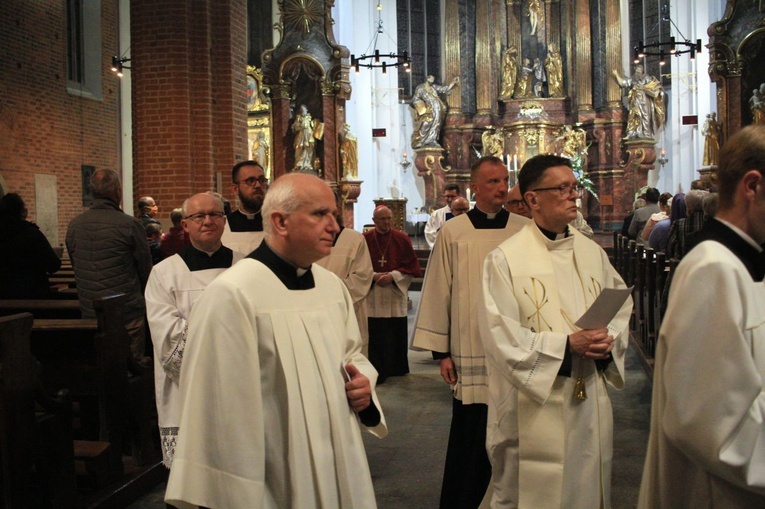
[0, 299, 82, 319]
[0, 313, 77, 508]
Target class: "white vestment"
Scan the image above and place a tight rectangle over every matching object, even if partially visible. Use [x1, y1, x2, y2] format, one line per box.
[424, 205, 451, 248]
[413, 212, 528, 404]
[480, 223, 632, 509]
[220, 221, 264, 255]
[638, 240, 765, 508]
[315, 227, 374, 355]
[366, 272, 412, 318]
[165, 260, 387, 509]
[145, 251, 243, 467]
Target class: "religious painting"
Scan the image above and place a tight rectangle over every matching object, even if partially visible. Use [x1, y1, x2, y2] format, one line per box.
[246, 66, 269, 113]
[81, 164, 95, 206]
[248, 117, 272, 180]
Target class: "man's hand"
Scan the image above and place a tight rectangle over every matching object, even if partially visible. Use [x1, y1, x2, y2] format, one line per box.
[569, 328, 614, 360]
[345, 364, 372, 412]
[440, 357, 458, 385]
[375, 272, 394, 287]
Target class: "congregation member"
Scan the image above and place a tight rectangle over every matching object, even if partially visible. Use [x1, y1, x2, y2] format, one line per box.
[315, 210, 374, 356]
[221, 160, 268, 255]
[145, 192, 243, 469]
[67, 169, 152, 367]
[629, 187, 660, 243]
[137, 195, 161, 227]
[0, 192, 61, 298]
[165, 174, 386, 508]
[622, 197, 646, 239]
[160, 207, 191, 258]
[666, 189, 707, 259]
[413, 156, 528, 508]
[641, 191, 672, 241]
[480, 154, 632, 508]
[505, 184, 532, 218]
[424, 183, 461, 248]
[638, 125, 765, 508]
[364, 205, 421, 383]
[146, 223, 164, 265]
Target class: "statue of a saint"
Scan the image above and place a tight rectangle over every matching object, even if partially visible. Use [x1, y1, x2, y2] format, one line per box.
[533, 57, 546, 97]
[291, 105, 323, 174]
[410, 75, 460, 149]
[499, 46, 518, 101]
[528, 0, 543, 36]
[251, 131, 269, 172]
[612, 64, 667, 140]
[750, 84, 765, 125]
[701, 113, 721, 166]
[339, 124, 358, 179]
[557, 125, 587, 159]
[481, 128, 504, 158]
[545, 44, 565, 97]
[514, 58, 534, 99]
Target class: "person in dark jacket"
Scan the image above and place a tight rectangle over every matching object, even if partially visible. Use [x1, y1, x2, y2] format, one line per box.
[137, 196, 161, 227]
[66, 169, 152, 366]
[0, 193, 61, 298]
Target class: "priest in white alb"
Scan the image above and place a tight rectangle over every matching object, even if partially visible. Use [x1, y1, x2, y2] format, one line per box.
[145, 192, 243, 468]
[424, 183, 462, 248]
[315, 211, 374, 356]
[480, 155, 632, 509]
[412, 156, 528, 508]
[638, 126, 765, 508]
[165, 174, 387, 508]
[221, 160, 267, 255]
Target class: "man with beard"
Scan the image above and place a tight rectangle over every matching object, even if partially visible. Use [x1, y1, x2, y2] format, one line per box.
[221, 160, 268, 255]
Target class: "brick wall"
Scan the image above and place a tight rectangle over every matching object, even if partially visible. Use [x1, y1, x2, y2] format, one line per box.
[131, 0, 248, 215]
[0, 0, 120, 245]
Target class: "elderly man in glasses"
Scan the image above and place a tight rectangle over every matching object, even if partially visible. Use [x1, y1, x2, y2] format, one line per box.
[479, 155, 633, 508]
[222, 160, 269, 255]
[145, 192, 244, 469]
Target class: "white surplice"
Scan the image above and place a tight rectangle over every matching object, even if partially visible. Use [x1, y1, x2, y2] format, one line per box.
[315, 227, 374, 355]
[220, 221, 264, 255]
[413, 212, 528, 404]
[480, 223, 632, 509]
[145, 251, 243, 467]
[165, 260, 387, 509]
[424, 204, 451, 248]
[638, 240, 765, 508]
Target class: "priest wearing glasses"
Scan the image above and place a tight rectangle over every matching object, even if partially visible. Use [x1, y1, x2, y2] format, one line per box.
[364, 205, 422, 383]
[221, 160, 268, 255]
[479, 154, 633, 509]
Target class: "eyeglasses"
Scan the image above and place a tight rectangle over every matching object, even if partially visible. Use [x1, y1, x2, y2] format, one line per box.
[506, 199, 526, 207]
[530, 184, 583, 197]
[183, 212, 225, 223]
[235, 176, 269, 187]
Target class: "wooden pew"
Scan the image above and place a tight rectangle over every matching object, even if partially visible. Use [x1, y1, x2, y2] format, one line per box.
[0, 299, 81, 319]
[0, 313, 76, 508]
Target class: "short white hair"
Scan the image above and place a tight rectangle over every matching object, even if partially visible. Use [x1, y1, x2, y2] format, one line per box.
[262, 175, 304, 236]
[181, 192, 225, 217]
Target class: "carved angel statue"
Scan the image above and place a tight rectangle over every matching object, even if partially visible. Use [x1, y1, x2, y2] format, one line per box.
[481, 128, 505, 158]
[527, 0, 543, 36]
[612, 64, 666, 140]
[410, 75, 460, 149]
[701, 113, 721, 166]
[292, 104, 324, 174]
[557, 125, 587, 160]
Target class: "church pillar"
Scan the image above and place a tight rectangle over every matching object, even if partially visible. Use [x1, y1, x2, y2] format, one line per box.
[444, 0, 462, 115]
[573, 0, 593, 114]
[131, 0, 248, 209]
[604, 0, 623, 107]
[475, 0, 493, 120]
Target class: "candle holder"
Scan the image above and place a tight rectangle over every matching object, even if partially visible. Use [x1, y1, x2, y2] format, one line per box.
[400, 152, 412, 172]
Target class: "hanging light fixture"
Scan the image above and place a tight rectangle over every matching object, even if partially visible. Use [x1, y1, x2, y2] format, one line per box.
[351, 1, 411, 74]
[632, 5, 701, 66]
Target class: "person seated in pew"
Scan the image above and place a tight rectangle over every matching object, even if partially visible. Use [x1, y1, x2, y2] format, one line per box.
[66, 169, 153, 368]
[145, 192, 244, 469]
[0, 192, 62, 298]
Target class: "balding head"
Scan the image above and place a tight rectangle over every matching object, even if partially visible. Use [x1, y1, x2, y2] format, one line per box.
[90, 169, 122, 203]
[181, 193, 227, 252]
[450, 197, 469, 216]
[372, 205, 393, 234]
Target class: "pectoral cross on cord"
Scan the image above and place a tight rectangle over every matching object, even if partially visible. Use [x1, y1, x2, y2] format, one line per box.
[374, 231, 392, 269]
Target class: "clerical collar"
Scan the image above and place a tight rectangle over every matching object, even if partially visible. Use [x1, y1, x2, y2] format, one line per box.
[536, 223, 570, 241]
[180, 244, 234, 272]
[467, 207, 509, 229]
[715, 218, 763, 253]
[239, 208, 260, 219]
[248, 241, 315, 290]
[693, 219, 765, 282]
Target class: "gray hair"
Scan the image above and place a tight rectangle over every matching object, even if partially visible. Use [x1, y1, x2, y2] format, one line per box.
[90, 169, 121, 200]
[262, 176, 304, 236]
[181, 192, 225, 217]
[684, 190, 707, 215]
[633, 198, 646, 210]
[702, 192, 718, 219]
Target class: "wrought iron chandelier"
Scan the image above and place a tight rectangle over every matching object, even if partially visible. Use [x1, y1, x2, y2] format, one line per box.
[351, 2, 410, 74]
[633, 5, 701, 67]
[111, 55, 131, 77]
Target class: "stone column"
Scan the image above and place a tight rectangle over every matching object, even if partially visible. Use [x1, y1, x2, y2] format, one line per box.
[573, 0, 593, 113]
[475, 0, 493, 119]
[444, 0, 462, 113]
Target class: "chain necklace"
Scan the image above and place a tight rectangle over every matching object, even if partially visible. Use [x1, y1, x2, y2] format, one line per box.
[373, 230, 393, 268]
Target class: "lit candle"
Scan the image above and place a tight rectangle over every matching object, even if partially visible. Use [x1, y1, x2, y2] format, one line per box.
[466, 187, 471, 200]
[513, 154, 518, 173]
[506, 154, 511, 174]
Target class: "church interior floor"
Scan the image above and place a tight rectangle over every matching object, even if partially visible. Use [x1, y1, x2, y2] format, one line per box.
[128, 290, 651, 508]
